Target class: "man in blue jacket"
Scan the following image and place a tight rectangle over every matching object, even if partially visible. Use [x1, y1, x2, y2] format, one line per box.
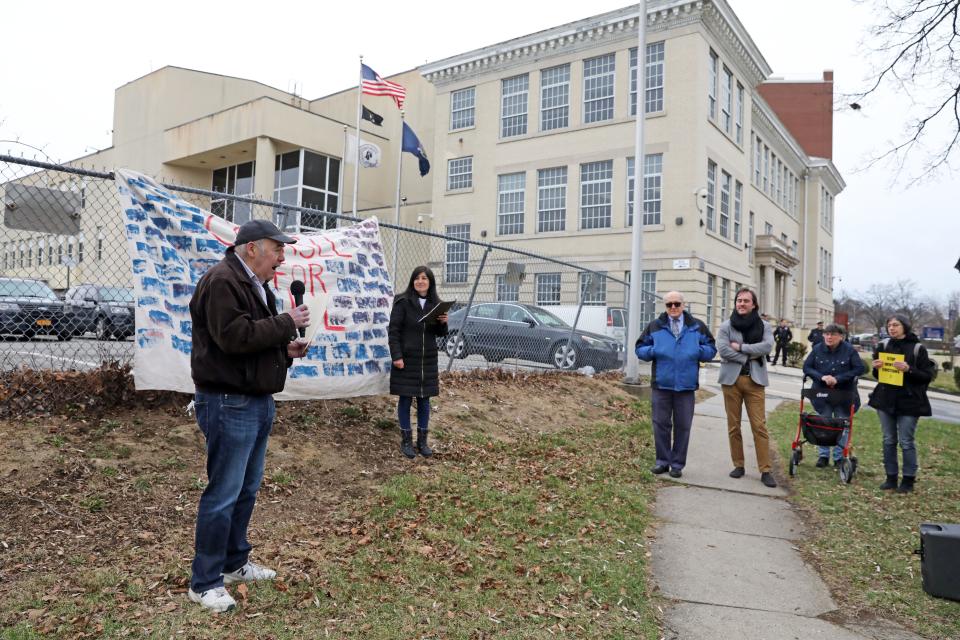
[636, 291, 717, 478]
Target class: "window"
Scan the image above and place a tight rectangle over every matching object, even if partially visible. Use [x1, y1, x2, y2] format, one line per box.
[706, 275, 716, 329]
[537, 167, 567, 232]
[754, 135, 762, 185]
[721, 66, 733, 133]
[96, 226, 103, 261]
[708, 50, 718, 120]
[579, 272, 607, 306]
[781, 232, 788, 246]
[748, 211, 755, 264]
[764, 221, 773, 235]
[273, 149, 341, 230]
[735, 82, 744, 144]
[497, 172, 525, 235]
[57, 238, 63, 265]
[640, 270, 657, 326]
[579, 160, 613, 229]
[444, 224, 470, 284]
[540, 65, 570, 131]
[77, 233, 84, 263]
[821, 187, 834, 232]
[447, 157, 473, 190]
[536, 273, 562, 306]
[450, 87, 476, 130]
[628, 154, 663, 226]
[583, 53, 615, 123]
[501, 74, 529, 137]
[773, 156, 781, 204]
[631, 42, 665, 115]
[791, 240, 798, 255]
[720, 279, 730, 321]
[212, 161, 256, 224]
[706, 160, 717, 232]
[496, 274, 519, 302]
[793, 177, 800, 216]
[719, 170, 731, 238]
[37, 238, 43, 267]
[734, 181, 743, 244]
[763, 145, 769, 193]
[66, 238, 74, 261]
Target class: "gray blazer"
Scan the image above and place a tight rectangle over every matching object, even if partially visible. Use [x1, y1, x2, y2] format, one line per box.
[716, 319, 774, 386]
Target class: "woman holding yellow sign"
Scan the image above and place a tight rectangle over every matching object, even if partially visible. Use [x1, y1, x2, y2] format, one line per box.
[867, 315, 936, 493]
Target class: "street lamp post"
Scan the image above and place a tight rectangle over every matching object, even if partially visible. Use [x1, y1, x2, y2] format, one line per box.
[624, 1, 647, 384]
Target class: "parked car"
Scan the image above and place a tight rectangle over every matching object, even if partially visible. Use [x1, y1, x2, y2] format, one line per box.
[443, 302, 624, 371]
[0, 277, 70, 340]
[63, 284, 135, 340]
[548, 305, 628, 344]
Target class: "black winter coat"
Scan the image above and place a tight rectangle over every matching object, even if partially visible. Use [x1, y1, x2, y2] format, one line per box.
[388, 294, 449, 397]
[868, 334, 935, 416]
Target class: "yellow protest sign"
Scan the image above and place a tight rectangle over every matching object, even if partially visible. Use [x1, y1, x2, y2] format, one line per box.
[878, 352, 905, 386]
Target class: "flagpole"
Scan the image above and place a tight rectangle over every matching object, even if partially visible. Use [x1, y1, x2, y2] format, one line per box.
[352, 56, 364, 217]
[392, 111, 405, 289]
[337, 126, 347, 225]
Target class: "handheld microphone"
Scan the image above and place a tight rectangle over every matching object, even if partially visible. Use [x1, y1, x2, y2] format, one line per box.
[290, 280, 306, 338]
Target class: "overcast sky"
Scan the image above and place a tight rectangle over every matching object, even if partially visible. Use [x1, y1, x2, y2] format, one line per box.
[2, 1, 957, 300]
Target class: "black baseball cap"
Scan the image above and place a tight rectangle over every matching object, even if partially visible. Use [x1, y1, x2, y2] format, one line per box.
[233, 219, 297, 246]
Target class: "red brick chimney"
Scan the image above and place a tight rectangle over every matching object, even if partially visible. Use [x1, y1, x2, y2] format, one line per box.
[757, 71, 833, 159]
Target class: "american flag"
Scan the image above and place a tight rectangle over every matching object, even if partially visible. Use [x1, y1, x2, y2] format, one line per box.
[360, 63, 406, 110]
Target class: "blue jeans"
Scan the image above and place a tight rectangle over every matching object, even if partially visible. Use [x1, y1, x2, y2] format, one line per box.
[398, 396, 430, 432]
[877, 409, 919, 477]
[816, 404, 850, 461]
[190, 391, 275, 593]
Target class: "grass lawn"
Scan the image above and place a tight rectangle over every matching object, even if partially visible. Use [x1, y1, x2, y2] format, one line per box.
[1, 395, 662, 639]
[767, 405, 960, 640]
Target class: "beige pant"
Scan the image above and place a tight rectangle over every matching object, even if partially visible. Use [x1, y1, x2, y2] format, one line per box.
[722, 375, 772, 473]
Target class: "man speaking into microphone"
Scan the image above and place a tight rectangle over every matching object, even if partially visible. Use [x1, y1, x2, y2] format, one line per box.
[187, 219, 310, 612]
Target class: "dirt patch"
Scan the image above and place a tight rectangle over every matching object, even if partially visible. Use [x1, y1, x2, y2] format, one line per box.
[0, 369, 643, 630]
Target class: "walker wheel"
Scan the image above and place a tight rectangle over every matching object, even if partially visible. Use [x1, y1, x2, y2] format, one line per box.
[838, 458, 854, 484]
[789, 449, 801, 477]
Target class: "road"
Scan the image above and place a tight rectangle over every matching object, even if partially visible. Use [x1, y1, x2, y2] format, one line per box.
[701, 366, 960, 425]
[0, 335, 133, 372]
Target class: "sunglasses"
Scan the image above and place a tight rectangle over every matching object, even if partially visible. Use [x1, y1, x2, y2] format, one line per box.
[665, 302, 683, 308]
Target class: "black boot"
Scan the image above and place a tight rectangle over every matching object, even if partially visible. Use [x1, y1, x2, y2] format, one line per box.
[417, 429, 433, 457]
[400, 430, 416, 459]
[896, 476, 915, 493]
[879, 474, 898, 490]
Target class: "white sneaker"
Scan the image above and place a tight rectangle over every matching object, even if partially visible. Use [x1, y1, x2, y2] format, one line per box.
[188, 586, 236, 613]
[222, 561, 277, 584]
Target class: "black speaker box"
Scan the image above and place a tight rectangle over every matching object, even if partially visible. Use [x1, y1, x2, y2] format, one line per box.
[918, 522, 960, 601]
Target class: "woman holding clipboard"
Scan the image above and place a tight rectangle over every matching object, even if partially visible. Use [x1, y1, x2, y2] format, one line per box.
[388, 266, 449, 459]
[867, 314, 936, 493]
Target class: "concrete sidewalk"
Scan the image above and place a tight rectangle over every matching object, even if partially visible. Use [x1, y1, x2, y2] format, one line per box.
[649, 387, 926, 640]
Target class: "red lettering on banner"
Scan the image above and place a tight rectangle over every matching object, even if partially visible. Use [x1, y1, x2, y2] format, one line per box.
[308, 263, 327, 294]
[271, 268, 287, 292]
[323, 238, 352, 258]
[324, 309, 346, 332]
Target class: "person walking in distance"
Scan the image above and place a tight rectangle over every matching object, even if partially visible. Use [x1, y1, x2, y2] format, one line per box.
[716, 288, 777, 488]
[389, 266, 448, 459]
[187, 219, 311, 612]
[808, 321, 825, 348]
[635, 292, 716, 478]
[771, 319, 793, 366]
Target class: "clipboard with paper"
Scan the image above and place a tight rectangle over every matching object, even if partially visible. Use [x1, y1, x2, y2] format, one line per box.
[419, 300, 456, 324]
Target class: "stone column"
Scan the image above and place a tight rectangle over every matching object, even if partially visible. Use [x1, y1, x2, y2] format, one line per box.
[253, 136, 276, 219]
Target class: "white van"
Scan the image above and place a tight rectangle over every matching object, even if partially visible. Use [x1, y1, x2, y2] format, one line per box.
[548, 305, 627, 343]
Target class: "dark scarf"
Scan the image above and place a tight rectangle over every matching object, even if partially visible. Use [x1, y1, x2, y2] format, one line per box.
[729, 309, 764, 344]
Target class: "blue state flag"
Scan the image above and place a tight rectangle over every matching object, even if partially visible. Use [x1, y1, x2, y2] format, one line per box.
[401, 122, 430, 177]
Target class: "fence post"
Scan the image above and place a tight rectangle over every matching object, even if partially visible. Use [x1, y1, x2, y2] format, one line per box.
[446, 245, 491, 373]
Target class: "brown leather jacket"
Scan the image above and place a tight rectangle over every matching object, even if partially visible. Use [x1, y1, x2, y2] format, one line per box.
[189, 250, 296, 395]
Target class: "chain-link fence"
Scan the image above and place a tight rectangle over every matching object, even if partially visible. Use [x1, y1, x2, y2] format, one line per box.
[0, 154, 661, 407]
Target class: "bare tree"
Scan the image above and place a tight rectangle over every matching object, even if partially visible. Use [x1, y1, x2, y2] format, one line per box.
[853, 0, 960, 179]
[859, 283, 897, 333]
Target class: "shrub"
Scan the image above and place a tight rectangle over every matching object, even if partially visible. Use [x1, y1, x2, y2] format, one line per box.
[941, 360, 952, 372]
[786, 341, 807, 367]
[954, 366, 960, 389]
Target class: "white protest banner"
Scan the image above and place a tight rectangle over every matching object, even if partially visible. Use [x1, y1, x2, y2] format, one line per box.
[115, 168, 393, 399]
